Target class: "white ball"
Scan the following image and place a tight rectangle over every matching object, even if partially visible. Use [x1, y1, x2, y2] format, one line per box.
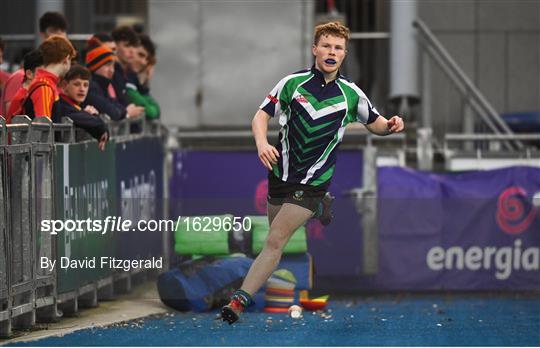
[288, 305, 302, 318]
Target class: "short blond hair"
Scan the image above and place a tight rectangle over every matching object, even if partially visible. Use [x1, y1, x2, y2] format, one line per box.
[314, 21, 350, 45]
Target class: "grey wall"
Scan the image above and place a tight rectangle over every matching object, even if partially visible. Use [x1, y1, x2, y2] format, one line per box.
[419, 0, 540, 136]
[149, 0, 314, 128]
[0, 0, 35, 35]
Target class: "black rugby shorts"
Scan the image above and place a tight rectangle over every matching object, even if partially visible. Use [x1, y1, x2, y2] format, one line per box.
[267, 172, 327, 212]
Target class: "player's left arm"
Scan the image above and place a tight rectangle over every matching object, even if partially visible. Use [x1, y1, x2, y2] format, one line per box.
[365, 115, 404, 136]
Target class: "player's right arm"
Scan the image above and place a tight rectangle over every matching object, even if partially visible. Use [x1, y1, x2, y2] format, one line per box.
[254, 76, 292, 170]
[252, 109, 279, 170]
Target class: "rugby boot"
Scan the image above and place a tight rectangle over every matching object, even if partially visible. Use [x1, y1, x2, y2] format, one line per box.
[221, 289, 252, 325]
[221, 298, 244, 325]
[317, 192, 335, 226]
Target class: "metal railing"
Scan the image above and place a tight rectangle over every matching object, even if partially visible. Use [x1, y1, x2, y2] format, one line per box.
[445, 134, 540, 142]
[0, 115, 165, 337]
[443, 133, 540, 171]
[414, 19, 523, 151]
[444, 133, 540, 157]
[0, 118, 9, 335]
[0, 116, 58, 335]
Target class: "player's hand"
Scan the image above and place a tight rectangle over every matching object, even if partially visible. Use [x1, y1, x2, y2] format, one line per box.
[257, 142, 280, 170]
[138, 70, 148, 85]
[126, 104, 145, 118]
[84, 105, 99, 115]
[98, 132, 108, 151]
[387, 115, 404, 133]
[146, 65, 155, 80]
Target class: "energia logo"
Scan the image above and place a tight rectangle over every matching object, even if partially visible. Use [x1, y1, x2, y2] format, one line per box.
[426, 239, 539, 280]
[496, 186, 538, 234]
[426, 186, 539, 280]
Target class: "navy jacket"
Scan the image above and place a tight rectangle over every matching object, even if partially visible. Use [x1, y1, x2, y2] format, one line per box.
[84, 73, 126, 121]
[54, 94, 107, 140]
[111, 61, 133, 107]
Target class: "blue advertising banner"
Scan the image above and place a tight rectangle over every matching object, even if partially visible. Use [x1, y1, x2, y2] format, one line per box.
[170, 150, 540, 290]
[115, 137, 164, 261]
[375, 166, 540, 290]
[169, 150, 364, 278]
[328, 166, 540, 291]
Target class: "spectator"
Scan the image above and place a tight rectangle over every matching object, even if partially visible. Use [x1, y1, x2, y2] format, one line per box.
[5, 49, 43, 123]
[126, 34, 160, 120]
[110, 26, 139, 106]
[91, 32, 116, 54]
[55, 64, 108, 150]
[83, 38, 144, 121]
[39, 11, 68, 40]
[1, 12, 68, 115]
[23, 35, 76, 119]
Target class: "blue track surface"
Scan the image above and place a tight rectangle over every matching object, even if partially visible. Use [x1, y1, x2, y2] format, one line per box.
[11, 295, 540, 346]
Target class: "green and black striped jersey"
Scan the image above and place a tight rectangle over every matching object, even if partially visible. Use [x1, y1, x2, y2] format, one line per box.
[260, 66, 379, 187]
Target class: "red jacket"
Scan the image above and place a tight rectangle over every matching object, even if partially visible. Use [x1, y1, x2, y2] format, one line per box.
[0, 69, 24, 116]
[25, 68, 60, 119]
[5, 86, 27, 123]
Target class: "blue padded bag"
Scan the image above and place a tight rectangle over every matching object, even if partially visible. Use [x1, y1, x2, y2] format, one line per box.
[157, 256, 253, 312]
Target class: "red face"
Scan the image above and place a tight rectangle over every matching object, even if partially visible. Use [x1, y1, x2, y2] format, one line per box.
[312, 34, 347, 76]
[63, 77, 89, 104]
[105, 41, 117, 55]
[59, 56, 72, 79]
[131, 46, 149, 73]
[95, 60, 115, 80]
[116, 41, 135, 66]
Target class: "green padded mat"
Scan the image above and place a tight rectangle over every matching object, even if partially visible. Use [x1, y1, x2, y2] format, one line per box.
[174, 215, 232, 255]
[247, 215, 307, 254]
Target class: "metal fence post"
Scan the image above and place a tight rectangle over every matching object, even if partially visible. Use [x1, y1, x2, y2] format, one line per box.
[31, 117, 58, 322]
[58, 117, 75, 143]
[0, 117, 12, 337]
[421, 50, 432, 130]
[361, 137, 378, 275]
[347, 137, 379, 276]
[417, 127, 433, 170]
[7, 116, 36, 329]
[462, 102, 475, 152]
[162, 132, 177, 271]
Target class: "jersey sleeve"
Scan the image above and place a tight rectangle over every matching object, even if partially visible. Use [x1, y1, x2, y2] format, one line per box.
[357, 92, 380, 125]
[31, 85, 56, 118]
[126, 86, 160, 120]
[259, 77, 288, 118]
[65, 111, 107, 140]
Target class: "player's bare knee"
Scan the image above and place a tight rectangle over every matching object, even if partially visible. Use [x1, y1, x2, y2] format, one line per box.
[265, 232, 287, 253]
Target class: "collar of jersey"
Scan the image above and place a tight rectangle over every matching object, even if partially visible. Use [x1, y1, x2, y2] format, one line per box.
[310, 64, 342, 84]
[34, 68, 60, 86]
[60, 93, 82, 110]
